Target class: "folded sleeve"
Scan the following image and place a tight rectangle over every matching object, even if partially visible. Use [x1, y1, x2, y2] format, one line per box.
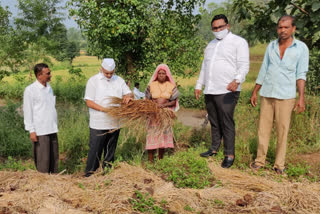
[296, 43, 309, 80]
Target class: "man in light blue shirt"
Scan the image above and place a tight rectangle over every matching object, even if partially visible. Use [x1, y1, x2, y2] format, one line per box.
[250, 15, 309, 174]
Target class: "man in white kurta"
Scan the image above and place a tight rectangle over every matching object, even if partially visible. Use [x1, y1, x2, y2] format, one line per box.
[84, 58, 132, 177]
[23, 63, 59, 173]
[195, 14, 249, 168]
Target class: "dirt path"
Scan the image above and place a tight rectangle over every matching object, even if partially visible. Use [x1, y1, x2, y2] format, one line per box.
[176, 107, 208, 128]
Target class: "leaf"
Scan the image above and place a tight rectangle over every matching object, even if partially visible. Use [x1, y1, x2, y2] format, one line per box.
[312, 31, 320, 44]
[312, 2, 320, 12]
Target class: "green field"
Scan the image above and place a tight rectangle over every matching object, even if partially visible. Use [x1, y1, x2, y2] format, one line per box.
[0, 44, 319, 181]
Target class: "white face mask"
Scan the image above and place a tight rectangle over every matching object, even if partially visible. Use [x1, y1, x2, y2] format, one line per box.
[213, 28, 229, 40]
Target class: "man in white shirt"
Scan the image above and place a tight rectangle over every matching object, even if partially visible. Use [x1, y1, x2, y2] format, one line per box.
[133, 82, 145, 100]
[23, 63, 59, 173]
[84, 58, 133, 177]
[195, 14, 249, 168]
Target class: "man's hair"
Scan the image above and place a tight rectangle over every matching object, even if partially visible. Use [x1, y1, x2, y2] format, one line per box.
[277, 15, 295, 27]
[34, 63, 49, 77]
[135, 82, 139, 87]
[211, 14, 229, 26]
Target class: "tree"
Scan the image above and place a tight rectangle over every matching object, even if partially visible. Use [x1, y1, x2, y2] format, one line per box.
[233, 0, 320, 48]
[0, 5, 27, 81]
[67, 27, 87, 52]
[233, 0, 320, 93]
[68, 0, 206, 80]
[15, 0, 80, 65]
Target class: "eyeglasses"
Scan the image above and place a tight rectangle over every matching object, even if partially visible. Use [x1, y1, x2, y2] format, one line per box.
[212, 24, 227, 31]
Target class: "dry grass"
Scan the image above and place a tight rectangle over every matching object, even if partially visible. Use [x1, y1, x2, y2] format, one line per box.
[102, 97, 176, 137]
[0, 161, 319, 214]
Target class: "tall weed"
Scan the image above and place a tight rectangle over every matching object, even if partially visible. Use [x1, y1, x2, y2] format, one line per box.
[0, 102, 31, 157]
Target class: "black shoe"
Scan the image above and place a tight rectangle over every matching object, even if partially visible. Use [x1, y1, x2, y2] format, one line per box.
[200, 150, 217, 157]
[84, 172, 93, 177]
[221, 156, 234, 168]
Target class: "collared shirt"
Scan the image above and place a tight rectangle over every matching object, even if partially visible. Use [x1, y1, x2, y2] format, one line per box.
[133, 87, 145, 100]
[195, 32, 250, 94]
[23, 80, 58, 136]
[256, 38, 309, 99]
[84, 72, 132, 130]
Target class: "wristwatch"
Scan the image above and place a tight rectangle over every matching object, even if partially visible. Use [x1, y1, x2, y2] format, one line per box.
[235, 79, 240, 84]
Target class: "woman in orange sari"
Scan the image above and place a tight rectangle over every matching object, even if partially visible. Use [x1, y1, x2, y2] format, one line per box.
[145, 64, 179, 162]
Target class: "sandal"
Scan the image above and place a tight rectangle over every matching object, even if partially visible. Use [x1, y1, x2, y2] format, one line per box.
[250, 162, 262, 171]
[273, 168, 285, 175]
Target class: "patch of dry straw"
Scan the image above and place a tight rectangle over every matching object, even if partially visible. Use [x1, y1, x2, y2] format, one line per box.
[0, 162, 320, 213]
[102, 97, 176, 137]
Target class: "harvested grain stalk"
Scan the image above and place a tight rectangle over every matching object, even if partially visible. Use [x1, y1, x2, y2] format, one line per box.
[101, 97, 176, 135]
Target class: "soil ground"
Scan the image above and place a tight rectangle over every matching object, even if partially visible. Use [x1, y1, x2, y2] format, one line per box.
[176, 107, 208, 128]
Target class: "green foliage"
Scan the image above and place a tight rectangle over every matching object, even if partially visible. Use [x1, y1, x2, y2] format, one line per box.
[188, 128, 211, 148]
[306, 49, 320, 94]
[0, 102, 31, 157]
[57, 104, 89, 173]
[129, 190, 168, 214]
[13, 0, 80, 66]
[51, 75, 86, 103]
[232, 0, 320, 95]
[184, 205, 194, 211]
[233, 0, 320, 49]
[0, 5, 27, 80]
[78, 182, 85, 190]
[197, 0, 253, 44]
[178, 87, 205, 109]
[67, 27, 87, 49]
[0, 156, 34, 171]
[68, 0, 206, 80]
[286, 163, 310, 179]
[147, 149, 214, 188]
[116, 131, 145, 164]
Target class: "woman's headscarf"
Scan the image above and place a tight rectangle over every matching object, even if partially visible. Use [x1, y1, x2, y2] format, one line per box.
[147, 64, 179, 111]
[148, 64, 176, 86]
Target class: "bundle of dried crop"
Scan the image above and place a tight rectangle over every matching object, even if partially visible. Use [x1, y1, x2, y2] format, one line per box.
[101, 97, 176, 136]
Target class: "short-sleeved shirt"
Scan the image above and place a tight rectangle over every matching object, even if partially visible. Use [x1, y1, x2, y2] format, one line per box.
[84, 72, 131, 130]
[256, 38, 309, 99]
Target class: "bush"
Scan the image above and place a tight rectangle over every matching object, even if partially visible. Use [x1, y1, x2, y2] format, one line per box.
[129, 190, 168, 214]
[179, 87, 205, 109]
[0, 156, 35, 171]
[147, 149, 214, 189]
[57, 103, 89, 173]
[306, 49, 320, 95]
[52, 76, 86, 103]
[188, 127, 211, 148]
[0, 102, 31, 157]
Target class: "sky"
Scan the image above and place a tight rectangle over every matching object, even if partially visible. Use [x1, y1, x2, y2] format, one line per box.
[1, 0, 225, 29]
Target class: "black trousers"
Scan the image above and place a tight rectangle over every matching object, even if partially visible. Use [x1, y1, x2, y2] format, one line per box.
[205, 92, 240, 156]
[85, 128, 120, 174]
[33, 133, 59, 173]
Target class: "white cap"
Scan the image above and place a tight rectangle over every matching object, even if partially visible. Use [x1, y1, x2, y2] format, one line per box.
[101, 58, 116, 71]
